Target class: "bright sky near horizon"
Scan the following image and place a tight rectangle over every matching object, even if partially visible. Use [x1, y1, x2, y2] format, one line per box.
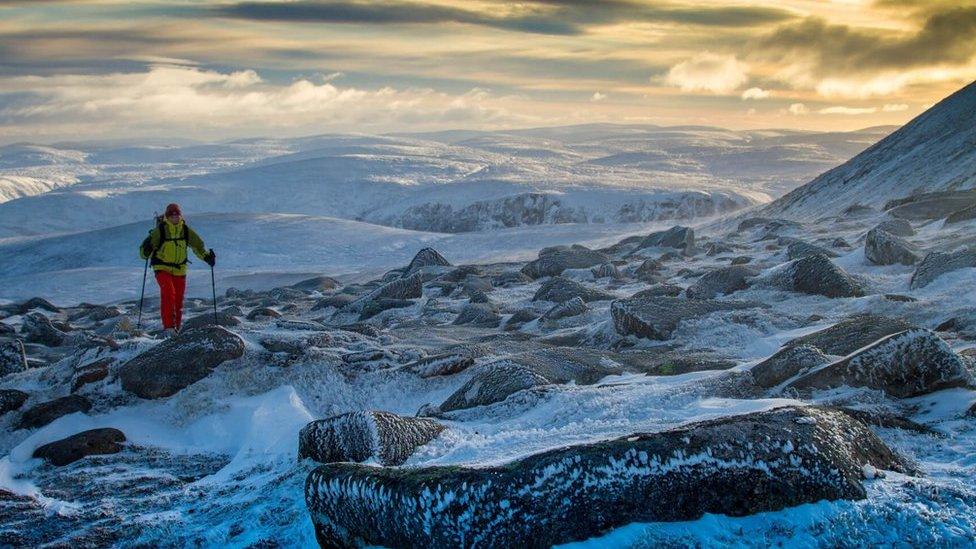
[1, 0, 975, 143]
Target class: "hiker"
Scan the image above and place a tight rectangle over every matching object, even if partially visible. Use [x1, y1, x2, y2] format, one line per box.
[139, 203, 215, 335]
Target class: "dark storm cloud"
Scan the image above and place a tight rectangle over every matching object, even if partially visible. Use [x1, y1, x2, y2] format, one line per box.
[215, 1, 797, 35]
[758, 7, 976, 72]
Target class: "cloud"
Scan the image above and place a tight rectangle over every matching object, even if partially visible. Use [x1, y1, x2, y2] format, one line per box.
[741, 87, 770, 100]
[882, 103, 908, 112]
[787, 103, 809, 115]
[817, 106, 877, 115]
[665, 53, 749, 94]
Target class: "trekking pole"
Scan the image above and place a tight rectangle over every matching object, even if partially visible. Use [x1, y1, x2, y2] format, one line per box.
[137, 256, 149, 329]
[210, 251, 218, 324]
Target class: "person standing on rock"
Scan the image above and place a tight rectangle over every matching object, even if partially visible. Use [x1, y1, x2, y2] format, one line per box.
[139, 203, 215, 336]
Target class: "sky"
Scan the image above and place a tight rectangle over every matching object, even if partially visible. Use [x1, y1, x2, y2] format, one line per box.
[1, 0, 975, 144]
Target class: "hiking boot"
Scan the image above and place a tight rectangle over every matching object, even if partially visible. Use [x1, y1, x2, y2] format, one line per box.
[161, 328, 176, 339]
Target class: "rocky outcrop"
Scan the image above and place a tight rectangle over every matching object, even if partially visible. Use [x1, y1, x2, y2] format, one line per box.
[118, 326, 245, 399]
[521, 248, 609, 279]
[0, 340, 28, 378]
[864, 228, 918, 266]
[452, 303, 501, 328]
[298, 411, 445, 466]
[750, 345, 830, 388]
[611, 296, 758, 340]
[542, 296, 587, 321]
[16, 395, 91, 430]
[784, 314, 913, 356]
[685, 266, 757, 299]
[787, 329, 973, 398]
[20, 313, 65, 347]
[760, 254, 863, 298]
[532, 277, 614, 303]
[910, 250, 976, 289]
[405, 248, 451, 274]
[637, 225, 694, 251]
[305, 406, 912, 549]
[0, 389, 28, 414]
[32, 428, 126, 466]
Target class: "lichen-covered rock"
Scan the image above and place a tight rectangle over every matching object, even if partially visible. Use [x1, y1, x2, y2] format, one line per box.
[532, 277, 614, 303]
[0, 389, 28, 414]
[20, 313, 65, 347]
[521, 248, 609, 279]
[787, 329, 973, 398]
[181, 311, 240, 331]
[305, 406, 912, 549]
[760, 254, 863, 298]
[32, 428, 126, 466]
[750, 345, 829, 388]
[298, 411, 445, 466]
[452, 303, 501, 328]
[786, 240, 838, 261]
[864, 228, 918, 266]
[785, 314, 913, 356]
[542, 296, 587, 321]
[17, 395, 91, 430]
[910, 250, 976, 290]
[118, 326, 245, 399]
[638, 225, 695, 251]
[611, 296, 758, 340]
[685, 266, 757, 299]
[0, 340, 28, 378]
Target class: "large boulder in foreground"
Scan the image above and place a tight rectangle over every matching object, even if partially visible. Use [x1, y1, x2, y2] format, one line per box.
[910, 250, 976, 290]
[306, 406, 912, 549]
[685, 266, 757, 299]
[118, 326, 245, 399]
[787, 329, 972, 398]
[760, 253, 862, 298]
[864, 228, 918, 266]
[299, 411, 444, 467]
[521, 247, 609, 279]
[611, 296, 758, 340]
[784, 314, 913, 356]
[532, 277, 614, 303]
[32, 428, 126, 466]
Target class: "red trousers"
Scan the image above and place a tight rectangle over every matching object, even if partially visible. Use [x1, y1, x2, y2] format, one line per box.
[155, 271, 187, 329]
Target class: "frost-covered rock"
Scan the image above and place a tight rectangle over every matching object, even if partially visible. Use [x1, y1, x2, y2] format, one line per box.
[305, 406, 912, 548]
[17, 395, 91, 430]
[118, 326, 245, 399]
[611, 296, 758, 340]
[542, 296, 588, 321]
[946, 203, 976, 225]
[13, 297, 60, 315]
[246, 307, 281, 320]
[632, 258, 663, 282]
[631, 283, 684, 298]
[909, 250, 976, 289]
[345, 275, 424, 313]
[33, 428, 126, 466]
[521, 248, 609, 279]
[759, 254, 863, 298]
[71, 358, 112, 393]
[685, 266, 757, 299]
[875, 219, 915, 237]
[290, 275, 339, 293]
[787, 329, 973, 398]
[590, 263, 620, 279]
[0, 339, 28, 378]
[786, 240, 838, 261]
[704, 241, 734, 256]
[532, 277, 614, 303]
[864, 228, 918, 266]
[452, 303, 501, 328]
[298, 411, 445, 467]
[504, 308, 541, 330]
[0, 389, 28, 414]
[405, 247, 451, 275]
[404, 346, 489, 377]
[19, 312, 65, 347]
[638, 225, 694, 251]
[750, 345, 829, 388]
[181, 311, 240, 331]
[785, 314, 913, 356]
[436, 362, 549, 414]
[359, 298, 414, 320]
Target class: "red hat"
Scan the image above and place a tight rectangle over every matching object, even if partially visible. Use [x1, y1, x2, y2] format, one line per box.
[165, 203, 182, 217]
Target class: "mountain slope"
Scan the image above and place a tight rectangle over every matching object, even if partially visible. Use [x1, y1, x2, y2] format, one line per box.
[763, 80, 976, 219]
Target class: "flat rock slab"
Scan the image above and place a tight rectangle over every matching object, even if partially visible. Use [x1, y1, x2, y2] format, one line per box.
[305, 406, 912, 549]
[118, 326, 245, 399]
[299, 411, 445, 466]
[787, 329, 973, 398]
[17, 395, 91, 430]
[785, 314, 913, 356]
[611, 296, 759, 340]
[32, 428, 126, 466]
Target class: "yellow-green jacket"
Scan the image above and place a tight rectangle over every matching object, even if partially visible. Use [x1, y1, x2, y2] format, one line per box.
[139, 218, 208, 276]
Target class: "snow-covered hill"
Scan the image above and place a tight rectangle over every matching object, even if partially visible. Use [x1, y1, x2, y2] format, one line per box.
[763, 80, 976, 219]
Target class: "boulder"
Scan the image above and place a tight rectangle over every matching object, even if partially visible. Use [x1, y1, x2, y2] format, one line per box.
[346, 275, 424, 312]
[750, 345, 830, 388]
[542, 297, 587, 321]
[437, 362, 550, 413]
[32, 428, 126, 466]
[532, 277, 614, 303]
[685, 266, 757, 299]
[452, 303, 501, 328]
[504, 308, 541, 330]
[704, 242, 734, 256]
[359, 298, 415, 320]
[786, 240, 838, 261]
[406, 248, 452, 274]
[493, 270, 532, 287]
[633, 258, 663, 282]
[787, 329, 973, 398]
[71, 358, 112, 393]
[864, 228, 918, 266]
[0, 389, 28, 414]
[785, 314, 913, 356]
[637, 225, 694, 251]
[590, 263, 620, 279]
[247, 307, 282, 320]
[0, 340, 28, 378]
[118, 326, 245, 399]
[181, 311, 240, 331]
[305, 406, 912, 549]
[761, 254, 862, 298]
[17, 395, 91, 430]
[874, 219, 915, 237]
[19, 313, 65, 347]
[521, 248, 609, 279]
[404, 347, 486, 378]
[832, 238, 851, 248]
[611, 296, 758, 340]
[910, 250, 976, 290]
[290, 276, 339, 293]
[15, 297, 60, 315]
[298, 411, 444, 466]
[312, 294, 358, 311]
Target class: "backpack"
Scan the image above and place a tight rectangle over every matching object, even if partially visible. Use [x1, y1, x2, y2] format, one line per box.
[147, 217, 190, 268]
